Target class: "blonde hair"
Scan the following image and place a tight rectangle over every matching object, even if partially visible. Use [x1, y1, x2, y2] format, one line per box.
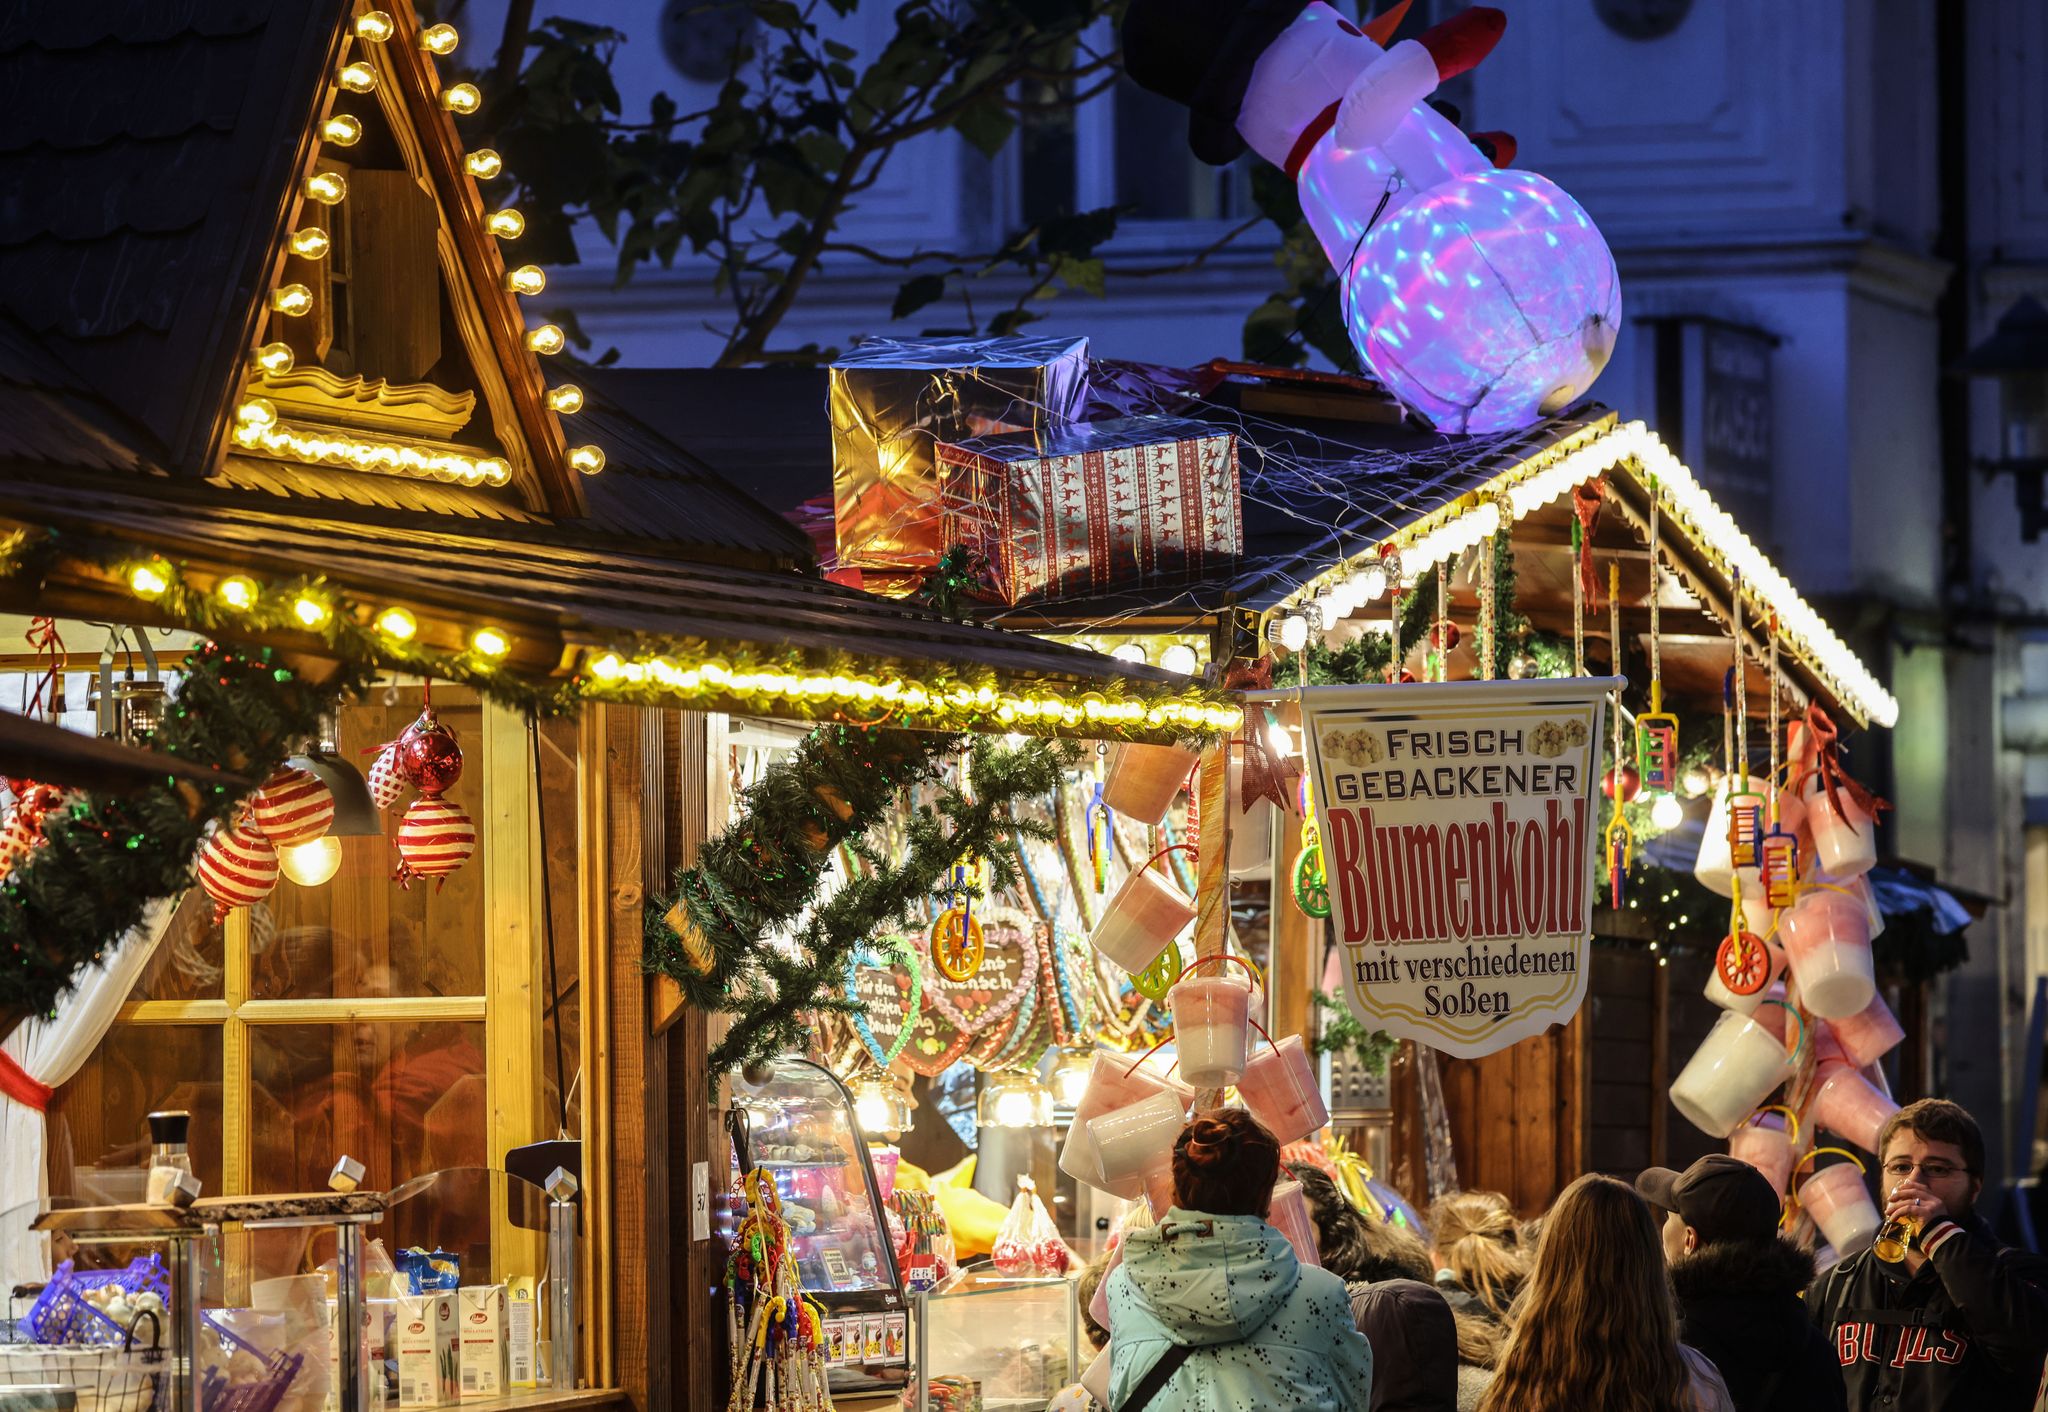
[1429, 1189, 1526, 1323]
[1476, 1175, 1694, 1412]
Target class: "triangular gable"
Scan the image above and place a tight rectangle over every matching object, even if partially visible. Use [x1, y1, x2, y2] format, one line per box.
[227, 2, 583, 518]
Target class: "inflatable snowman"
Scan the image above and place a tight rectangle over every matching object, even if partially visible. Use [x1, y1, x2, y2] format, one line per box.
[1124, 0, 1621, 434]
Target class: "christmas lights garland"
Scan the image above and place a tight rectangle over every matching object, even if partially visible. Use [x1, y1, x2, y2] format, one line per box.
[0, 639, 371, 1023]
[646, 728, 1077, 1079]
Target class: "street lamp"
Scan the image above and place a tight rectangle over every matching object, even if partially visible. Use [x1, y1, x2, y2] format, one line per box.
[1959, 295, 2048, 541]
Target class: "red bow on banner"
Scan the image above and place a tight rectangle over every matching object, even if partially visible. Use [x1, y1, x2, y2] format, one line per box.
[1224, 655, 1300, 814]
[1790, 705, 1889, 835]
[1571, 478, 1606, 610]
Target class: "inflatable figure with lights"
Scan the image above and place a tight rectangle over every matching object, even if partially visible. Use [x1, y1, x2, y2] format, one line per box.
[1124, 0, 1621, 433]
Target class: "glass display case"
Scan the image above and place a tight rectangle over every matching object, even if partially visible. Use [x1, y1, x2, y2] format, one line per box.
[912, 1270, 1082, 1412]
[728, 1058, 904, 1392]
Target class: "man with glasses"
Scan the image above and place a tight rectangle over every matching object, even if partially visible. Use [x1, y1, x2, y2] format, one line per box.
[1809, 1098, 2048, 1411]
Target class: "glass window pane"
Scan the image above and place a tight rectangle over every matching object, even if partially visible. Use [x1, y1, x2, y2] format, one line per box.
[46, 1025, 223, 1202]
[256, 691, 486, 1000]
[537, 715, 582, 1139]
[250, 1020, 486, 1198]
[124, 890, 226, 1001]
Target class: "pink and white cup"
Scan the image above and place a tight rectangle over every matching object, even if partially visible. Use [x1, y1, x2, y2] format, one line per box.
[1805, 789, 1877, 878]
[1778, 888, 1876, 1019]
[1059, 1052, 1190, 1197]
[1669, 1008, 1798, 1138]
[1237, 1035, 1329, 1145]
[1829, 992, 1904, 1068]
[1704, 934, 1786, 1015]
[1796, 1156, 1880, 1255]
[1104, 742, 1199, 825]
[1089, 1090, 1189, 1193]
[1807, 1064, 1899, 1155]
[1695, 781, 1763, 899]
[1728, 1107, 1799, 1198]
[1170, 972, 1253, 1088]
[1266, 1179, 1324, 1269]
[1092, 868, 1195, 974]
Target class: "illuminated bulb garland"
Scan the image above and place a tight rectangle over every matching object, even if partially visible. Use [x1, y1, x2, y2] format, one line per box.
[305, 171, 347, 204]
[253, 343, 294, 374]
[355, 10, 395, 41]
[420, 22, 459, 54]
[217, 576, 258, 610]
[339, 61, 377, 93]
[525, 325, 565, 355]
[471, 627, 511, 658]
[323, 115, 363, 146]
[288, 228, 331, 259]
[545, 385, 583, 414]
[270, 285, 313, 316]
[440, 82, 481, 114]
[465, 150, 502, 179]
[486, 209, 525, 239]
[567, 445, 605, 475]
[231, 418, 513, 487]
[377, 607, 417, 641]
[504, 265, 546, 295]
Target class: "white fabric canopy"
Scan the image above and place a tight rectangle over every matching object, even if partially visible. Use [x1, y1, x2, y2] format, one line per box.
[1, 895, 178, 1296]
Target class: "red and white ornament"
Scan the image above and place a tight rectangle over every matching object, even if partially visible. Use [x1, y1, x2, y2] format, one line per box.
[394, 795, 476, 886]
[198, 821, 279, 921]
[250, 766, 335, 846]
[0, 781, 62, 882]
[367, 741, 409, 810]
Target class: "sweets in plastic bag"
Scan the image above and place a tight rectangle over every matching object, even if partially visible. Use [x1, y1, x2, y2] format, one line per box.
[991, 1178, 1070, 1277]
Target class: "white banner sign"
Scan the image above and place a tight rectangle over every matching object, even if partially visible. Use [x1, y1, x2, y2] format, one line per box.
[1300, 677, 1621, 1059]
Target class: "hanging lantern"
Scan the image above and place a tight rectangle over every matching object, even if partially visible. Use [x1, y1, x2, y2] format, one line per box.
[198, 821, 279, 921]
[394, 795, 477, 886]
[250, 766, 335, 846]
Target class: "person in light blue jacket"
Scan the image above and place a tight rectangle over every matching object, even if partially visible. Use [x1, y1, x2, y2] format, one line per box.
[1105, 1108, 1375, 1412]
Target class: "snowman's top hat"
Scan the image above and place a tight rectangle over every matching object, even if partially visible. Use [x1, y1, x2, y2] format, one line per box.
[1122, 0, 1311, 166]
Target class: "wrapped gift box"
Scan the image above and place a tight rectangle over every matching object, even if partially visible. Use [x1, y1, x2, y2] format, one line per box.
[939, 415, 1240, 604]
[829, 335, 1089, 585]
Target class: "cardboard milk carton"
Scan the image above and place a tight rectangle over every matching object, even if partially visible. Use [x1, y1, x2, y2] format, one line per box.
[394, 1292, 457, 1407]
[505, 1276, 540, 1389]
[456, 1286, 508, 1400]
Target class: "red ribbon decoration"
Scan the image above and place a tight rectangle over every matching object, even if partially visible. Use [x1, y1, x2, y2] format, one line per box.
[0, 1048, 53, 1112]
[24, 616, 63, 721]
[1225, 656, 1300, 814]
[1789, 705, 1889, 835]
[1571, 478, 1606, 610]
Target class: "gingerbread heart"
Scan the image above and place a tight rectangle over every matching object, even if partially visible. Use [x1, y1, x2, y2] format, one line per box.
[845, 936, 923, 1069]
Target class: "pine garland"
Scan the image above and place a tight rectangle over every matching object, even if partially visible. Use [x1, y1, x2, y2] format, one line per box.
[645, 727, 1078, 1078]
[0, 639, 370, 1023]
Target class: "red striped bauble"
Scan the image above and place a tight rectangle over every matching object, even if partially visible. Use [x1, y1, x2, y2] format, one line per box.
[249, 766, 334, 846]
[198, 821, 279, 920]
[394, 795, 477, 886]
[367, 741, 409, 810]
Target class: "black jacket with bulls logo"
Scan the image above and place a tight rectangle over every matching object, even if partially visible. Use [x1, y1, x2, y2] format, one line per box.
[1808, 1214, 2048, 1412]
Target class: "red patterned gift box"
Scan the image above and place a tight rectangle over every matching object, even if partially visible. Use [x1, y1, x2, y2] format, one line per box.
[938, 415, 1241, 605]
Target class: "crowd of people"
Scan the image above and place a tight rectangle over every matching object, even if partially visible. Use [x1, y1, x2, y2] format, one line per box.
[1047, 1098, 2048, 1412]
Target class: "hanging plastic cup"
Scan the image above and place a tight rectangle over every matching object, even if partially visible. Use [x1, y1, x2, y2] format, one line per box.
[1705, 931, 1785, 1015]
[1830, 992, 1905, 1068]
[1728, 1105, 1800, 1197]
[1089, 1090, 1188, 1192]
[1747, 982, 1791, 1041]
[1794, 1149, 1880, 1256]
[1778, 887, 1876, 1019]
[1669, 1001, 1801, 1138]
[1806, 788, 1877, 878]
[1237, 1034, 1329, 1145]
[1808, 1064, 1900, 1154]
[1266, 1179, 1324, 1269]
[1059, 1052, 1191, 1197]
[1091, 868, 1195, 974]
[1103, 742, 1199, 825]
[1169, 956, 1257, 1088]
[1695, 780, 1761, 899]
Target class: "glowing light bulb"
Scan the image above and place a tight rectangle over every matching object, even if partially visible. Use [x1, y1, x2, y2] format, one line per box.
[475, 457, 510, 485]
[545, 384, 584, 414]
[237, 397, 277, 428]
[129, 561, 170, 598]
[279, 835, 343, 887]
[486, 209, 525, 239]
[293, 595, 331, 628]
[1111, 643, 1147, 664]
[1277, 615, 1308, 653]
[439, 82, 480, 114]
[471, 627, 511, 658]
[323, 114, 363, 145]
[305, 171, 347, 204]
[354, 10, 395, 41]
[376, 607, 417, 641]
[567, 444, 605, 475]
[853, 1085, 892, 1135]
[270, 285, 313, 316]
[1267, 721, 1294, 758]
[1160, 644, 1200, 675]
[419, 23, 459, 54]
[525, 324, 565, 354]
[339, 61, 377, 93]
[503, 264, 546, 295]
[216, 576, 258, 610]
[289, 227, 331, 259]
[1650, 793, 1685, 830]
[465, 149, 503, 179]
[253, 342, 295, 375]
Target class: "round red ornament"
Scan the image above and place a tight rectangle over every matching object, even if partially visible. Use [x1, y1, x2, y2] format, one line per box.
[198, 821, 279, 921]
[250, 766, 334, 846]
[1602, 764, 1643, 804]
[395, 795, 477, 886]
[367, 741, 409, 810]
[1429, 621, 1462, 651]
[397, 710, 464, 796]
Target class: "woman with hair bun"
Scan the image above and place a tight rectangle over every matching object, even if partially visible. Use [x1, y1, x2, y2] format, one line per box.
[1103, 1108, 1374, 1411]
